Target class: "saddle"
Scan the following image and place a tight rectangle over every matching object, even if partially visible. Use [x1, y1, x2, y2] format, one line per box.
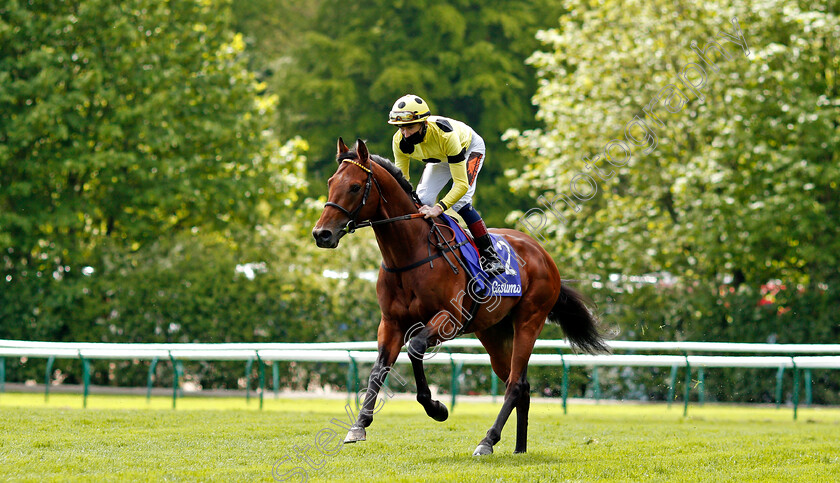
[437, 213, 522, 298]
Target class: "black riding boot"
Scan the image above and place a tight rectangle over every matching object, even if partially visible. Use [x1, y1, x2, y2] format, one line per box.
[474, 234, 506, 277]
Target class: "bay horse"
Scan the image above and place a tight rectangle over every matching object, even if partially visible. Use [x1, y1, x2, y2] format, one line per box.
[312, 138, 608, 456]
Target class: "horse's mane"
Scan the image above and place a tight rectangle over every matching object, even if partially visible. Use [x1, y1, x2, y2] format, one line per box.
[338, 151, 414, 196]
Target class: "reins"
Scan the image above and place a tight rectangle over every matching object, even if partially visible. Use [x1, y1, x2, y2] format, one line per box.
[325, 157, 471, 275]
[352, 212, 426, 230]
[325, 154, 483, 334]
[380, 239, 470, 273]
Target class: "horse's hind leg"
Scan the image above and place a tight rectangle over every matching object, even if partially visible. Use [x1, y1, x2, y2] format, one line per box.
[473, 320, 540, 456]
[513, 367, 530, 454]
[472, 369, 529, 455]
[476, 321, 530, 453]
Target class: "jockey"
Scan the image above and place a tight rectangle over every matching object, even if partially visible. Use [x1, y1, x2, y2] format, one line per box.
[388, 94, 506, 277]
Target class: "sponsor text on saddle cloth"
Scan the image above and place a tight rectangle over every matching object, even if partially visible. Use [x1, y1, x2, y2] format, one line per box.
[440, 213, 522, 296]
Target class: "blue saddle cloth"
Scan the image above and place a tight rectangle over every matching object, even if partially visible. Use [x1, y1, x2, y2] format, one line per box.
[440, 213, 522, 297]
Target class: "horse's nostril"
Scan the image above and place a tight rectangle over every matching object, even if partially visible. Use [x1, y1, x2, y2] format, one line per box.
[313, 229, 333, 242]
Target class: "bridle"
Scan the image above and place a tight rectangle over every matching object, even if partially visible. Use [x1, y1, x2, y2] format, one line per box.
[322, 155, 471, 277]
[324, 156, 424, 234]
[323, 157, 378, 234]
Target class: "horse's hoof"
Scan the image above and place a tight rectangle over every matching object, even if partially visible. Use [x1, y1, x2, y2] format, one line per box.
[427, 401, 449, 422]
[343, 425, 366, 444]
[473, 443, 493, 456]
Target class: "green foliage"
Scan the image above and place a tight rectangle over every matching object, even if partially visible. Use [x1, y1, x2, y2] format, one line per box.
[3, 0, 838, 402]
[230, 0, 318, 66]
[587, 281, 840, 345]
[78, 222, 379, 346]
[251, 0, 566, 226]
[565, 277, 840, 403]
[507, 0, 840, 286]
[1, 0, 304, 271]
[1, 214, 383, 385]
[0, 0, 331, 355]
[503, 0, 840, 365]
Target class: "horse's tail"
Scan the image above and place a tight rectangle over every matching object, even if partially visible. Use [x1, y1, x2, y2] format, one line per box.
[548, 281, 611, 354]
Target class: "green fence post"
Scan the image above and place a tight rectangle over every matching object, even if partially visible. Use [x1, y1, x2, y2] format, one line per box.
[804, 369, 812, 407]
[273, 361, 280, 398]
[175, 361, 185, 398]
[449, 355, 456, 411]
[78, 352, 90, 409]
[667, 364, 679, 408]
[560, 352, 568, 415]
[792, 359, 799, 421]
[775, 365, 785, 409]
[44, 355, 55, 403]
[245, 358, 254, 404]
[592, 366, 601, 403]
[491, 367, 498, 404]
[146, 357, 159, 402]
[168, 352, 178, 410]
[449, 355, 463, 413]
[683, 355, 691, 417]
[1, 358, 5, 393]
[256, 352, 265, 411]
[346, 354, 359, 406]
[698, 368, 705, 406]
[346, 358, 353, 404]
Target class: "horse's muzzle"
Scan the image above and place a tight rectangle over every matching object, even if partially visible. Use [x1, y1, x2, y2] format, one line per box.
[312, 227, 341, 248]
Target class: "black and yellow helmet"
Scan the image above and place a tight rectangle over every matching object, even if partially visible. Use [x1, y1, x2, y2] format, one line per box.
[388, 94, 431, 125]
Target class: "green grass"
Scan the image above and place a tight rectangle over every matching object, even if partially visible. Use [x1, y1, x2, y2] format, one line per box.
[1, 392, 839, 482]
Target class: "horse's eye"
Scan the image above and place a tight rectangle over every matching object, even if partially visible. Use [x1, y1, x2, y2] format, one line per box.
[350, 184, 362, 193]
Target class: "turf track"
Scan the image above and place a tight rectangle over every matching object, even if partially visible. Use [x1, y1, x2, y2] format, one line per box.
[1, 393, 838, 482]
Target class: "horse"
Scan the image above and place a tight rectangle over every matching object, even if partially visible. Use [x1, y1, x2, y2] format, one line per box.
[312, 138, 608, 456]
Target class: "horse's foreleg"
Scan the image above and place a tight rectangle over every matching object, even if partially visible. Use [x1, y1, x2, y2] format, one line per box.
[406, 318, 451, 422]
[344, 319, 402, 444]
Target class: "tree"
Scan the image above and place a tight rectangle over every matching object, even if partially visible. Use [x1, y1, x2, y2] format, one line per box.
[506, 0, 840, 288]
[1, 0, 305, 267]
[244, 0, 567, 226]
[230, 0, 319, 69]
[0, 0, 307, 340]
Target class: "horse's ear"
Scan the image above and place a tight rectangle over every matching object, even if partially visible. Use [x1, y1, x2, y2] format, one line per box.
[355, 139, 369, 161]
[337, 137, 350, 155]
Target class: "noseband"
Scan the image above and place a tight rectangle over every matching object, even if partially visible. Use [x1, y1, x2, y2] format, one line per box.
[323, 157, 428, 234]
[324, 158, 380, 234]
